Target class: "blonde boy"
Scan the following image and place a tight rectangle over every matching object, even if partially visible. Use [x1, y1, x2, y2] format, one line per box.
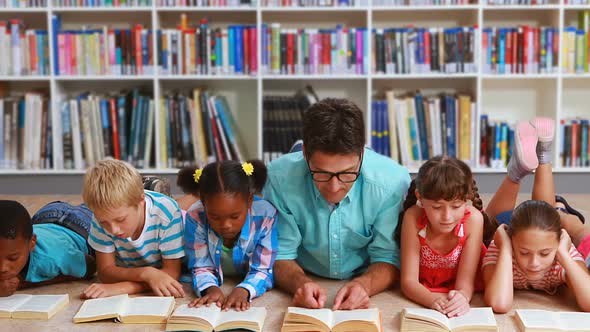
[81, 159, 185, 299]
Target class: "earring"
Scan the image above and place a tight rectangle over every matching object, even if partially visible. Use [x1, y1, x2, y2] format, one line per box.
[416, 200, 423, 208]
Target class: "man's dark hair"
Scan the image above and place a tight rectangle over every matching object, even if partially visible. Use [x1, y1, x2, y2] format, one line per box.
[0, 200, 33, 240]
[302, 98, 366, 157]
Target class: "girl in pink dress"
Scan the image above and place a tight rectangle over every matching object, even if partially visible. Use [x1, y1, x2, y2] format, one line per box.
[397, 156, 495, 318]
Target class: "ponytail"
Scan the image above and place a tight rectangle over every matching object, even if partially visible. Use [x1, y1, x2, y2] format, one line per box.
[394, 180, 418, 247]
[471, 179, 498, 246]
[177, 166, 200, 195]
[245, 159, 268, 194]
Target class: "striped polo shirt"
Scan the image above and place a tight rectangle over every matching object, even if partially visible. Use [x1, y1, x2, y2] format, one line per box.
[88, 190, 185, 268]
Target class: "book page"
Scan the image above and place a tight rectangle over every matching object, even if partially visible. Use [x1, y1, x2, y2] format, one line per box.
[286, 307, 333, 328]
[215, 307, 267, 327]
[14, 294, 68, 313]
[74, 294, 128, 320]
[403, 308, 450, 329]
[333, 308, 380, 326]
[170, 304, 220, 324]
[121, 296, 174, 317]
[515, 310, 561, 330]
[559, 312, 590, 330]
[449, 307, 496, 330]
[0, 294, 32, 313]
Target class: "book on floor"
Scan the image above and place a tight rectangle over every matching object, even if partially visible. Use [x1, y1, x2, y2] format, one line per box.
[166, 304, 267, 332]
[0, 294, 69, 320]
[281, 306, 382, 332]
[73, 294, 175, 324]
[515, 309, 590, 331]
[401, 307, 498, 332]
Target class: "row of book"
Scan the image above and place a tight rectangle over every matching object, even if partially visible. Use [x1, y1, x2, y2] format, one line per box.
[262, 86, 318, 163]
[53, 0, 152, 6]
[261, 24, 369, 76]
[562, 11, 590, 74]
[479, 115, 514, 168]
[482, 26, 559, 75]
[561, 118, 589, 168]
[371, 91, 477, 168]
[54, 24, 154, 76]
[373, 27, 476, 75]
[159, 89, 245, 168]
[157, 0, 255, 5]
[486, 0, 550, 4]
[566, 0, 590, 4]
[261, 0, 366, 6]
[159, 18, 258, 76]
[56, 91, 156, 170]
[373, 0, 473, 5]
[0, 93, 53, 170]
[0, 0, 45, 7]
[0, 21, 50, 77]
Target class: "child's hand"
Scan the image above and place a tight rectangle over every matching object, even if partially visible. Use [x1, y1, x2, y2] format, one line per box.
[0, 276, 20, 297]
[142, 268, 185, 298]
[493, 224, 511, 251]
[189, 286, 224, 308]
[81, 283, 121, 299]
[430, 296, 448, 314]
[222, 287, 250, 311]
[557, 229, 573, 258]
[444, 290, 470, 317]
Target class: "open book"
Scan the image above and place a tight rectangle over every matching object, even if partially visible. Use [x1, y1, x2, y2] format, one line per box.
[0, 294, 69, 320]
[281, 307, 382, 332]
[73, 294, 175, 324]
[401, 307, 498, 332]
[515, 309, 590, 331]
[166, 304, 267, 332]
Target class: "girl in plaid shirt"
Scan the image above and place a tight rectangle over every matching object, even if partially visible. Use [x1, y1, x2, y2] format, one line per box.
[184, 159, 278, 311]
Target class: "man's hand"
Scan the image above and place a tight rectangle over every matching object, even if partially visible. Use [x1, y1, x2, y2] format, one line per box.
[292, 281, 327, 309]
[0, 276, 19, 297]
[189, 286, 225, 308]
[141, 268, 185, 298]
[222, 288, 250, 311]
[332, 280, 370, 310]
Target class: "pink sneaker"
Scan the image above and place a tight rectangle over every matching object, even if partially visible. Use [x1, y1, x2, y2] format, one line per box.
[530, 117, 555, 143]
[512, 121, 539, 172]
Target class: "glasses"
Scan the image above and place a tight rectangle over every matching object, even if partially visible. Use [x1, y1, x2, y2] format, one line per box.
[307, 154, 363, 183]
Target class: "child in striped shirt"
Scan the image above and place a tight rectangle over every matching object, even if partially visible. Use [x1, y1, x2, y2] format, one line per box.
[482, 118, 590, 313]
[185, 159, 278, 311]
[81, 159, 186, 299]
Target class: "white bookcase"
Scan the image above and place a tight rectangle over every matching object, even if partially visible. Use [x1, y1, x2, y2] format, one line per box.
[0, 1, 589, 177]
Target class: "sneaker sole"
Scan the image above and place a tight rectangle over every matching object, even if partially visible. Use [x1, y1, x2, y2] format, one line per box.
[531, 117, 555, 143]
[515, 121, 539, 171]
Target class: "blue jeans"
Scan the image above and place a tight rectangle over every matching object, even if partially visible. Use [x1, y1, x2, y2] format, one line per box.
[495, 210, 513, 225]
[32, 201, 95, 255]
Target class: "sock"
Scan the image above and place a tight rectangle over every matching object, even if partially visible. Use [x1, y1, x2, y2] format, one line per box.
[531, 117, 555, 165]
[507, 154, 531, 183]
[537, 141, 553, 164]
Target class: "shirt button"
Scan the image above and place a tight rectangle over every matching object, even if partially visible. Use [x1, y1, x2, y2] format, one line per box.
[216, 250, 220, 254]
[333, 253, 338, 258]
[334, 272, 339, 276]
[332, 234, 338, 239]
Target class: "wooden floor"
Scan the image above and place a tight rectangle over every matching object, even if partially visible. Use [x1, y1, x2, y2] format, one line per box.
[0, 194, 588, 332]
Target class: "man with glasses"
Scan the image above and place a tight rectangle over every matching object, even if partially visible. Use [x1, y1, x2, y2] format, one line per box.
[263, 98, 411, 310]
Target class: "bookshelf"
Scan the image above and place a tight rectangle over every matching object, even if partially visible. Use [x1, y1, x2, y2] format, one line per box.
[0, 1, 589, 189]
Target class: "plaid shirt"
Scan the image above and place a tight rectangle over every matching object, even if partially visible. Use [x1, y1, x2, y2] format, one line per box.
[184, 196, 278, 300]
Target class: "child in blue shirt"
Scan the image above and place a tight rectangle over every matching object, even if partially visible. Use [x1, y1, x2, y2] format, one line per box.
[185, 159, 278, 311]
[0, 200, 96, 296]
